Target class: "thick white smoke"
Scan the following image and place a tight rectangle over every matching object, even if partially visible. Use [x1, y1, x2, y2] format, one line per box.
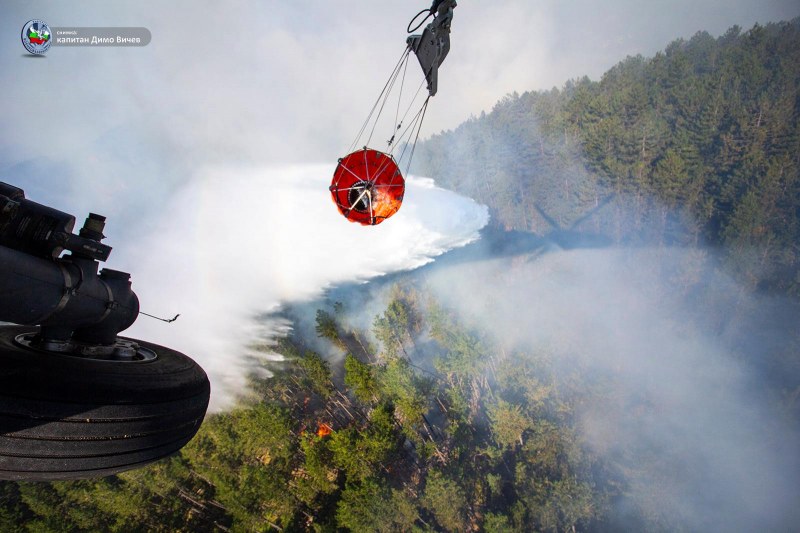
[419, 247, 800, 531]
[117, 164, 488, 409]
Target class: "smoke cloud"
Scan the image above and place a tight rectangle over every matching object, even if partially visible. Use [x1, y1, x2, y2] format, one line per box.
[266, 186, 798, 530]
[415, 246, 799, 530]
[297, 234, 799, 530]
[118, 164, 488, 409]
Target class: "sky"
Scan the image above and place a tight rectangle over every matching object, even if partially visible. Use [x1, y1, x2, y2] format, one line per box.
[1, 0, 798, 169]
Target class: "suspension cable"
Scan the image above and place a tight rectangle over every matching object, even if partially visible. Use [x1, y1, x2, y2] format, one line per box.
[348, 47, 411, 154]
[346, 13, 434, 184]
[388, 51, 412, 147]
[401, 96, 430, 176]
[367, 93, 430, 186]
[388, 76, 427, 156]
[365, 50, 410, 148]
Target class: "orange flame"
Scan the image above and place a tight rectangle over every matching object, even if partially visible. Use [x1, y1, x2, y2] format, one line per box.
[317, 423, 333, 438]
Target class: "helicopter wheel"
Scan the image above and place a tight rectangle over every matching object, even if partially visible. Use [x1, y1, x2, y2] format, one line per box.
[0, 325, 210, 481]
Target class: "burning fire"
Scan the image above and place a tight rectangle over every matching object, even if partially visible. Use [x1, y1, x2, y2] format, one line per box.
[317, 423, 333, 438]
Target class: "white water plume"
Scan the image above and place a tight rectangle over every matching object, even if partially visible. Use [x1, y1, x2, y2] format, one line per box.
[118, 164, 488, 409]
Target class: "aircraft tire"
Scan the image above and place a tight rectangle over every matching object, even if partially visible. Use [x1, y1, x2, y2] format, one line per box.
[0, 325, 210, 481]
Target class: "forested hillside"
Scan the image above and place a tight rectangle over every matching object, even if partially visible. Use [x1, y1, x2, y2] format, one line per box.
[2, 19, 799, 533]
[414, 19, 800, 295]
[0, 288, 622, 532]
[3, 263, 797, 531]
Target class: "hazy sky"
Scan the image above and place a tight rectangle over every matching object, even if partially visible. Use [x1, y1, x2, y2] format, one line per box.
[1, 0, 798, 169]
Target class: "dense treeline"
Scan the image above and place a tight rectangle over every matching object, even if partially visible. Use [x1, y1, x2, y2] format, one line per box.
[414, 19, 800, 295]
[0, 287, 617, 531]
[2, 272, 797, 531]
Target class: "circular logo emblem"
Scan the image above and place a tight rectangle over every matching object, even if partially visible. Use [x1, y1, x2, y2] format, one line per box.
[21, 20, 52, 55]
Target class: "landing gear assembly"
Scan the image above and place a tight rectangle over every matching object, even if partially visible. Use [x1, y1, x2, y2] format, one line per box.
[0, 182, 209, 480]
